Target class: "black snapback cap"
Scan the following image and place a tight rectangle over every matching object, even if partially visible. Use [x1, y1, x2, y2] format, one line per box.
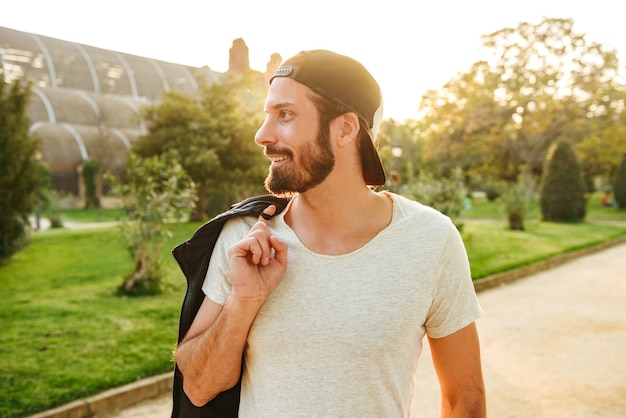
[270, 50, 386, 186]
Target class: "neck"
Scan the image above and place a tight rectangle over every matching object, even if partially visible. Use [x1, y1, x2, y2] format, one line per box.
[283, 179, 393, 255]
[294, 184, 376, 224]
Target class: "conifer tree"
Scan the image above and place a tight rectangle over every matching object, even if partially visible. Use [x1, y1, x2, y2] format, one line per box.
[0, 76, 42, 261]
[539, 141, 587, 221]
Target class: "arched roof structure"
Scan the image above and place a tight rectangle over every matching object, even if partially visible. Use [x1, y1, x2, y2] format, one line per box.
[0, 26, 226, 194]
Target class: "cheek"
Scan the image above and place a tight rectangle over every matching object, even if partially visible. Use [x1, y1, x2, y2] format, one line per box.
[280, 122, 306, 146]
[280, 123, 297, 139]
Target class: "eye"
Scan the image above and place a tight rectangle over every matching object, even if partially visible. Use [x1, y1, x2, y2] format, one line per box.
[279, 110, 291, 120]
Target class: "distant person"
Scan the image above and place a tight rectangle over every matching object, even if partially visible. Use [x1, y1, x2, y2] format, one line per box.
[174, 49, 485, 417]
[602, 191, 614, 207]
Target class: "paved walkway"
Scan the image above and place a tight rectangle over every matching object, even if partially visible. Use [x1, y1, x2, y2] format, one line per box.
[106, 241, 626, 417]
[29, 216, 120, 231]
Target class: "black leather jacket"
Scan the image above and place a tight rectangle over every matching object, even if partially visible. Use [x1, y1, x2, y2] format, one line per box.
[170, 195, 290, 418]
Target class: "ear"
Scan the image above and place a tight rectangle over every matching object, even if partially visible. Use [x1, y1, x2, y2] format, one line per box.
[336, 112, 360, 147]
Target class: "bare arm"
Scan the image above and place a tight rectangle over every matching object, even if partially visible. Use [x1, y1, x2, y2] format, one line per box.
[174, 296, 261, 406]
[174, 206, 288, 406]
[428, 322, 486, 418]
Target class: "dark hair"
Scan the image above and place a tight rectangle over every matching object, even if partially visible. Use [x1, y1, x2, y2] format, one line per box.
[307, 89, 373, 177]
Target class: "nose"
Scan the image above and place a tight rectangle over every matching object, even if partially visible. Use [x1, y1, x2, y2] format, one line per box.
[255, 116, 277, 147]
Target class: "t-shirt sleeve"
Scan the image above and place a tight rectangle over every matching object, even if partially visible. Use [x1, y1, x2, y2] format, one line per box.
[202, 216, 255, 305]
[425, 223, 482, 338]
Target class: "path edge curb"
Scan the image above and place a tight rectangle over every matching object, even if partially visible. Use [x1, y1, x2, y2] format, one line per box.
[26, 372, 173, 418]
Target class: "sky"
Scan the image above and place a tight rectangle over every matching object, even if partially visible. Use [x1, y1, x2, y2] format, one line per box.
[2, 0, 624, 121]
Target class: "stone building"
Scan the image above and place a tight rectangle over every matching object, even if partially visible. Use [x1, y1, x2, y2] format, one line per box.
[0, 26, 277, 200]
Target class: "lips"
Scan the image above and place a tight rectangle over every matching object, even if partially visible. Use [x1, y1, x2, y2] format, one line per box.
[269, 155, 288, 163]
[265, 147, 292, 166]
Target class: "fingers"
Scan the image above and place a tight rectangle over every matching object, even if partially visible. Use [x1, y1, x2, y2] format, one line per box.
[258, 205, 277, 223]
[269, 236, 288, 268]
[244, 237, 265, 266]
[228, 203, 287, 293]
[246, 205, 279, 266]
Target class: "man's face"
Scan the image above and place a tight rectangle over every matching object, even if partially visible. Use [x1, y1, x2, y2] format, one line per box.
[255, 78, 335, 195]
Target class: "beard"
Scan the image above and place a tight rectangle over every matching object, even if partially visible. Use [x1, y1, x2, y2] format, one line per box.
[264, 127, 335, 195]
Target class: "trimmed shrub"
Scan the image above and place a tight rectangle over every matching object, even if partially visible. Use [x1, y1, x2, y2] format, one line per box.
[82, 159, 100, 210]
[614, 152, 626, 209]
[539, 141, 587, 221]
[501, 181, 527, 231]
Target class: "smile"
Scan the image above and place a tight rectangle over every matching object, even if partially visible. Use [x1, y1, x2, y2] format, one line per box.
[269, 155, 290, 165]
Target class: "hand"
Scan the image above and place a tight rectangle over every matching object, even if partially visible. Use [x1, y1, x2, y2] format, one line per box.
[227, 205, 288, 303]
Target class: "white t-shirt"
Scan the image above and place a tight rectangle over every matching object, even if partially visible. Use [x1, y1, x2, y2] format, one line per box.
[203, 192, 482, 417]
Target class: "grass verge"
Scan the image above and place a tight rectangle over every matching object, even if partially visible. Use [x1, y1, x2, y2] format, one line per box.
[0, 223, 199, 418]
[463, 219, 626, 278]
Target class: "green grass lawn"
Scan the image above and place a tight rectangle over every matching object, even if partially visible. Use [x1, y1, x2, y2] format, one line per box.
[463, 219, 626, 278]
[2, 199, 626, 417]
[462, 191, 626, 221]
[460, 192, 626, 277]
[0, 223, 200, 418]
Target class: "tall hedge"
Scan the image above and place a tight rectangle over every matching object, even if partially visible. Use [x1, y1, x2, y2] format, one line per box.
[614, 152, 626, 209]
[539, 140, 587, 221]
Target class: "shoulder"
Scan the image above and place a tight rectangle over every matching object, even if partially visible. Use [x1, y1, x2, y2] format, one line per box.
[216, 215, 257, 244]
[389, 193, 453, 229]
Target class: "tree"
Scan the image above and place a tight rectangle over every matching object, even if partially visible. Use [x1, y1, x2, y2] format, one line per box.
[105, 152, 195, 295]
[0, 75, 42, 261]
[575, 90, 626, 184]
[418, 17, 624, 195]
[134, 77, 267, 221]
[614, 152, 626, 209]
[377, 118, 425, 187]
[539, 141, 587, 221]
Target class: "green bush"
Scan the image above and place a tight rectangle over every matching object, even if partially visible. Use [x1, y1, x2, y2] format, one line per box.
[501, 181, 527, 230]
[82, 159, 100, 210]
[539, 141, 587, 221]
[405, 167, 467, 229]
[105, 152, 195, 296]
[613, 152, 626, 209]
